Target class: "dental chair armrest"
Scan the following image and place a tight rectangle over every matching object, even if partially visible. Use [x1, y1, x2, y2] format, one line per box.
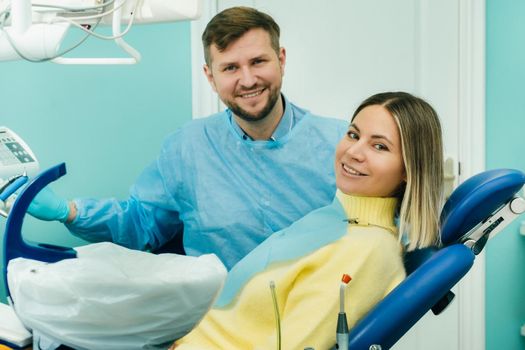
[403, 247, 438, 275]
[403, 247, 456, 315]
[348, 244, 474, 350]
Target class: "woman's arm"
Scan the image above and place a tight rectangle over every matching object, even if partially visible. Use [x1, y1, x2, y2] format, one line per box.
[256, 229, 405, 350]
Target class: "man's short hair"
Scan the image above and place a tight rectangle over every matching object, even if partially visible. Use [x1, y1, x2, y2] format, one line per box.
[202, 6, 281, 67]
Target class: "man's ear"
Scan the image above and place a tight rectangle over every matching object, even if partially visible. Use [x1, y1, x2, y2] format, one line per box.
[278, 47, 286, 76]
[203, 64, 217, 92]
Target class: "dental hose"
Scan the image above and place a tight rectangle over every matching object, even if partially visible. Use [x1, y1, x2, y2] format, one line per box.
[270, 280, 281, 350]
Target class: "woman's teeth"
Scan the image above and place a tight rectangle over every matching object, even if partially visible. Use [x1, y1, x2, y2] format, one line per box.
[343, 164, 364, 176]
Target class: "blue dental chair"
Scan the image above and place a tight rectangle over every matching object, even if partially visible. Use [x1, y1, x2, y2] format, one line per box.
[1, 163, 525, 350]
[349, 167, 525, 349]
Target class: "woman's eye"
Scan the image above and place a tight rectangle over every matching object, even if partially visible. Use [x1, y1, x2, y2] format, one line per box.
[347, 131, 359, 140]
[374, 144, 388, 151]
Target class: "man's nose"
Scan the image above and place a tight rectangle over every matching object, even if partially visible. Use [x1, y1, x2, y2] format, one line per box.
[239, 66, 257, 88]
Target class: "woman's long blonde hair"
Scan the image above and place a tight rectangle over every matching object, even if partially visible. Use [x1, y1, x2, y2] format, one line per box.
[352, 92, 444, 249]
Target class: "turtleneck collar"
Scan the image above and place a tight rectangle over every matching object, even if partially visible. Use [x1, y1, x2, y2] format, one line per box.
[336, 190, 398, 235]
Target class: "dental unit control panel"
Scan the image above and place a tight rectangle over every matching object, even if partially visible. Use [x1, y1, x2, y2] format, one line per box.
[0, 127, 39, 180]
[0, 127, 39, 217]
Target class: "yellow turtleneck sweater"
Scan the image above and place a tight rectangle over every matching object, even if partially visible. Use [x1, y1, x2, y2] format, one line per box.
[175, 192, 405, 350]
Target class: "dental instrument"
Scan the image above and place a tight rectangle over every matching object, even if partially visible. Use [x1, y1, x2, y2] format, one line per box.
[0, 173, 28, 218]
[335, 273, 351, 349]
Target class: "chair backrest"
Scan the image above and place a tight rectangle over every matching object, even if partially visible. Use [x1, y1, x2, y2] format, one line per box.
[440, 168, 525, 245]
[348, 168, 525, 350]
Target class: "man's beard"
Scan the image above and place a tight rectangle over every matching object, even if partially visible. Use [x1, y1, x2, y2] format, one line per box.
[227, 87, 281, 122]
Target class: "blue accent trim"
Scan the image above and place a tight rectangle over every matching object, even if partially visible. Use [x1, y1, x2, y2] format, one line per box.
[2, 163, 77, 299]
[0, 176, 28, 202]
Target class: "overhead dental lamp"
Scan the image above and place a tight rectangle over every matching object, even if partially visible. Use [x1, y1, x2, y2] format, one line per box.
[0, 0, 201, 64]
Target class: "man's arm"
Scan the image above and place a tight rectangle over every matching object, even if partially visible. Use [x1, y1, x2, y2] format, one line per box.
[27, 186, 72, 223]
[66, 201, 77, 222]
[27, 130, 186, 251]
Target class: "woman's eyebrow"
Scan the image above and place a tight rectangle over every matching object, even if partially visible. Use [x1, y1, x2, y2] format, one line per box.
[351, 123, 394, 146]
[348, 123, 395, 147]
[370, 134, 394, 146]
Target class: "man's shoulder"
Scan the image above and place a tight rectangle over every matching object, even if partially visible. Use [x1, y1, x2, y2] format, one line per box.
[166, 112, 227, 140]
[299, 112, 348, 137]
[287, 99, 346, 127]
[307, 113, 348, 126]
[182, 111, 226, 131]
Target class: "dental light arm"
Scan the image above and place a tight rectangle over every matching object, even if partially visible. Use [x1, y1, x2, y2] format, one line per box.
[0, 0, 201, 64]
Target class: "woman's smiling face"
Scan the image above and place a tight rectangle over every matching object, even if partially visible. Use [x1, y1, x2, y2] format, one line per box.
[335, 104, 406, 197]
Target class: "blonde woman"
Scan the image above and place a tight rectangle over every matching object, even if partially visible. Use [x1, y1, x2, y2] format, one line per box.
[172, 92, 444, 350]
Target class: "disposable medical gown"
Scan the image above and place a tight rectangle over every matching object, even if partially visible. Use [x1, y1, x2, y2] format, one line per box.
[66, 97, 348, 269]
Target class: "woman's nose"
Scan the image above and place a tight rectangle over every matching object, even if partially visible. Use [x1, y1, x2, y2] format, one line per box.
[345, 141, 365, 162]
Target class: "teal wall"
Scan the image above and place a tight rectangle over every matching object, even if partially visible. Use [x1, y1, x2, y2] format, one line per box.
[486, 1, 525, 348]
[0, 22, 193, 302]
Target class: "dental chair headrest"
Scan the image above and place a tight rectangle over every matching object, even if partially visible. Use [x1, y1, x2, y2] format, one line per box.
[440, 168, 525, 246]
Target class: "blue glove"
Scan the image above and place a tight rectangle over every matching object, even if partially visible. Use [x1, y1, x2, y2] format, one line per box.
[27, 186, 70, 222]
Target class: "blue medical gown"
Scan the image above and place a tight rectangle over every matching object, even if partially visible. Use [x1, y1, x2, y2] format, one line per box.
[66, 102, 347, 269]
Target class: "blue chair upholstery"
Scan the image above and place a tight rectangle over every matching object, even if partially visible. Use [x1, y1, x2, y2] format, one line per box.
[348, 168, 525, 350]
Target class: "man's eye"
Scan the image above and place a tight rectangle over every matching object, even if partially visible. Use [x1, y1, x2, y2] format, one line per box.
[224, 65, 237, 72]
[253, 59, 265, 65]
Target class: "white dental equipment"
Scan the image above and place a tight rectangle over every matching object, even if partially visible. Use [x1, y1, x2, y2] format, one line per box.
[0, 0, 202, 64]
[0, 127, 39, 217]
